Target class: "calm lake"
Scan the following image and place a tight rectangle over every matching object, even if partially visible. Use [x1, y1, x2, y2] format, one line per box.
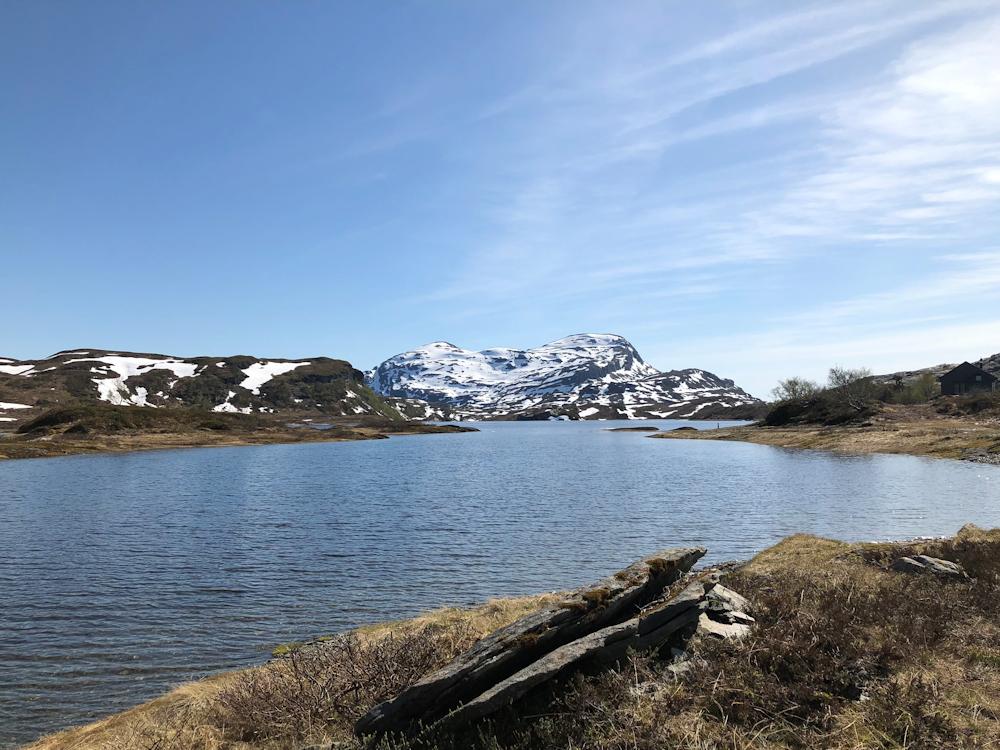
[2, 420, 999, 747]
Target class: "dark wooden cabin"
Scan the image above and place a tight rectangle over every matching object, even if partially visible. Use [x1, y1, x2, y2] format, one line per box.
[938, 362, 997, 395]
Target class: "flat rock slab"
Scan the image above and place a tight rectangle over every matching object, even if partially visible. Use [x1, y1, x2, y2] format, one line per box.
[697, 613, 751, 640]
[355, 546, 705, 736]
[890, 555, 968, 580]
[706, 583, 752, 613]
[434, 581, 707, 732]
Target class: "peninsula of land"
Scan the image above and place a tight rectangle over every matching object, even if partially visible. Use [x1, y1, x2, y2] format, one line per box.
[655, 402, 1000, 463]
[0, 404, 474, 461]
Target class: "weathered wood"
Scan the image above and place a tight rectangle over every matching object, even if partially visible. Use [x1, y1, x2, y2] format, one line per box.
[355, 546, 705, 736]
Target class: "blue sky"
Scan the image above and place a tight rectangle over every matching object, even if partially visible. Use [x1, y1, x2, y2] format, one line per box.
[3, 1, 999, 396]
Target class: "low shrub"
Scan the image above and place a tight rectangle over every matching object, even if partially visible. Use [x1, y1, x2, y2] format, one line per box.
[764, 393, 877, 426]
[936, 392, 1000, 417]
[16, 403, 267, 436]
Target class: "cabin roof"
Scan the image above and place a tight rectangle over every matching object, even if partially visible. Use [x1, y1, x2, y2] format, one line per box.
[939, 361, 998, 382]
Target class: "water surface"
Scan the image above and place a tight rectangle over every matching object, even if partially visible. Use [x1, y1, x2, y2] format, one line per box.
[1, 420, 998, 747]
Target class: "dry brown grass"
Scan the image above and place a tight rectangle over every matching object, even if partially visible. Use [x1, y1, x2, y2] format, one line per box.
[653, 406, 1000, 460]
[23, 595, 558, 750]
[473, 529, 1000, 750]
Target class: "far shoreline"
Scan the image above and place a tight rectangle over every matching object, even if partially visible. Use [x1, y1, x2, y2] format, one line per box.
[651, 413, 1000, 464]
[0, 420, 476, 462]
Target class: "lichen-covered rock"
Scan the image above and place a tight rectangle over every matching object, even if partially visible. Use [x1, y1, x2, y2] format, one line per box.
[890, 555, 969, 580]
[697, 613, 752, 639]
[355, 546, 705, 736]
[695, 582, 754, 639]
[706, 582, 752, 613]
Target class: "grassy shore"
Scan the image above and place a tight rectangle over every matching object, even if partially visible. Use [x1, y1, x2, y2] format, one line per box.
[0, 404, 475, 461]
[24, 526, 1000, 750]
[653, 404, 1000, 461]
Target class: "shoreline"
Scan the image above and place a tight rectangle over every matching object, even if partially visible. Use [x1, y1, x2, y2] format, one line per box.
[0, 422, 476, 462]
[21, 525, 1000, 750]
[651, 416, 1000, 462]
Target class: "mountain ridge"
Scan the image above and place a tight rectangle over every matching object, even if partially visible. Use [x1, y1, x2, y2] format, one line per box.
[0, 348, 401, 427]
[877, 352, 1000, 384]
[367, 333, 761, 420]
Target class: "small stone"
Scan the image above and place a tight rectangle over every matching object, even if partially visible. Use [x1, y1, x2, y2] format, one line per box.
[890, 555, 968, 580]
[708, 608, 755, 626]
[706, 583, 752, 613]
[697, 613, 751, 640]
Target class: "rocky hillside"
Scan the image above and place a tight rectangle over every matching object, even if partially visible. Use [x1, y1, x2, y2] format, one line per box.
[367, 334, 760, 420]
[879, 350, 1000, 383]
[0, 349, 400, 427]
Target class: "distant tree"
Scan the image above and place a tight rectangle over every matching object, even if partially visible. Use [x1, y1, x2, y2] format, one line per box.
[911, 372, 939, 402]
[827, 366, 877, 411]
[771, 377, 821, 403]
[894, 372, 939, 404]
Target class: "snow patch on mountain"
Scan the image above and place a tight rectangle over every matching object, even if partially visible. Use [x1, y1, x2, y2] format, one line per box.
[239, 361, 310, 395]
[66, 355, 201, 406]
[214, 391, 252, 414]
[0, 364, 36, 376]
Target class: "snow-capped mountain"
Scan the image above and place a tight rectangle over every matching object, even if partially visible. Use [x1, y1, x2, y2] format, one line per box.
[0, 349, 400, 426]
[366, 333, 760, 420]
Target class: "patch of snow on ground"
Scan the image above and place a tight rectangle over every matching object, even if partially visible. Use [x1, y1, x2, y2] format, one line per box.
[95, 378, 130, 405]
[68, 356, 199, 380]
[131, 387, 153, 407]
[0, 364, 35, 376]
[0, 417, 16, 422]
[578, 407, 600, 418]
[0, 402, 32, 409]
[239, 361, 309, 395]
[213, 391, 252, 414]
[67, 356, 201, 405]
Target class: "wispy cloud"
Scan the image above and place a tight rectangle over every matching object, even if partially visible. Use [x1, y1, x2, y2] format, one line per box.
[430, 1, 994, 288]
[410, 1, 1000, 390]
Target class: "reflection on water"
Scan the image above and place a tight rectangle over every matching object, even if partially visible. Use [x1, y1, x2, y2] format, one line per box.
[1, 420, 997, 746]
